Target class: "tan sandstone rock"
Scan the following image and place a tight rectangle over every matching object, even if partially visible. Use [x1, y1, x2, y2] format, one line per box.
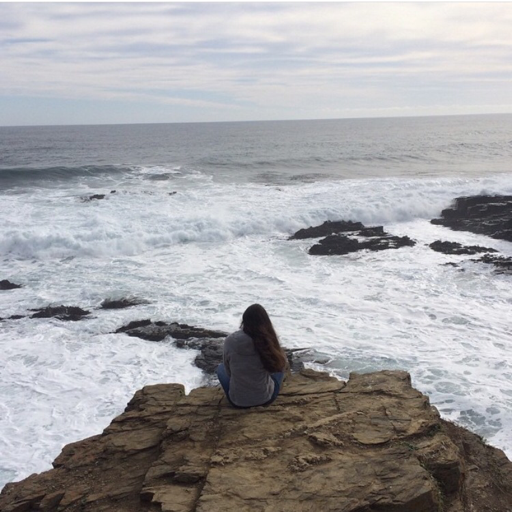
[1, 370, 512, 512]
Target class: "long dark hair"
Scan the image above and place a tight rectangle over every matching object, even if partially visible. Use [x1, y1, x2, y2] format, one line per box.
[241, 304, 287, 373]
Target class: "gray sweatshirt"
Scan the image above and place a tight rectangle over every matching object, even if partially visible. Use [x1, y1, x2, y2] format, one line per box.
[223, 330, 275, 407]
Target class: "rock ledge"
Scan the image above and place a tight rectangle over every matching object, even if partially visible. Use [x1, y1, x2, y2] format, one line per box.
[1, 370, 512, 512]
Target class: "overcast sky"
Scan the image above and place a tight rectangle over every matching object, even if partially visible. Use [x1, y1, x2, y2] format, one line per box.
[1, 2, 512, 126]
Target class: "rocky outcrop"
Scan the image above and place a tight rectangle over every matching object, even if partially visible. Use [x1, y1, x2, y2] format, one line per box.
[289, 220, 365, 240]
[309, 233, 416, 256]
[114, 320, 310, 375]
[2, 370, 512, 512]
[429, 240, 497, 255]
[0, 280, 22, 290]
[30, 306, 91, 321]
[289, 221, 416, 256]
[431, 194, 512, 242]
[114, 320, 227, 342]
[472, 254, 512, 275]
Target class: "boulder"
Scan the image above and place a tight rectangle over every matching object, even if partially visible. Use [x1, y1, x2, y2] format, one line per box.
[2, 370, 511, 512]
[431, 194, 512, 242]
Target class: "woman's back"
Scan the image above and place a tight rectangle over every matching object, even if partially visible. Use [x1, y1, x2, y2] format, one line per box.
[223, 330, 275, 407]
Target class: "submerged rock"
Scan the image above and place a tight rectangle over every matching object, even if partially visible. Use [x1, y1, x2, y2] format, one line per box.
[472, 254, 512, 275]
[0, 280, 22, 290]
[100, 297, 149, 309]
[429, 240, 498, 255]
[30, 306, 91, 321]
[431, 194, 512, 242]
[2, 370, 511, 512]
[309, 233, 416, 255]
[81, 191, 117, 202]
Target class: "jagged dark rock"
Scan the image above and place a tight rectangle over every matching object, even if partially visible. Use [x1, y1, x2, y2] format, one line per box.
[309, 233, 416, 256]
[81, 191, 116, 202]
[30, 306, 91, 321]
[429, 240, 498, 255]
[2, 370, 512, 512]
[115, 320, 309, 375]
[100, 297, 148, 309]
[0, 280, 22, 290]
[472, 254, 512, 274]
[356, 226, 387, 237]
[82, 194, 106, 201]
[431, 194, 512, 242]
[114, 320, 227, 342]
[289, 220, 365, 240]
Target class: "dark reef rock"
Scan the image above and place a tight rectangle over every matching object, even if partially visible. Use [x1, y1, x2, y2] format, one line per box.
[289, 220, 364, 240]
[100, 297, 148, 309]
[115, 320, 309, 375]
[472, 254, 512, 275]
[356, 226, 387, 237]
[0, 280, 22, 290]
[429, 240, 498, 255]
[81, 191, 117, 202]
[290, 220, 416, 256]
[309, 233, 416, 256]
[115, 320, 227, 342]
[30, 306, 91, 321]
[431, 194, 512, 242]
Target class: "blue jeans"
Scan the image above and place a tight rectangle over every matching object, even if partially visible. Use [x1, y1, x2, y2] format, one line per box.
[216, 363, 284, 408]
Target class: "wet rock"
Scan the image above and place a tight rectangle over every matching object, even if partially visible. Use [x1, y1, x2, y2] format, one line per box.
[115, 320, 308, 375]
[429, 240, 498, 255]
[30, 306, 91, 321]
[356, 226, 387, 237]
[81, 190, 117, 202]
[100, 297, 148, 309]
[289, 220, 364, 240]
[2, 370, 512, 512]
[431, 194, 512, 242]
[115, 320, 227, 342]
[0, 280, 22, 290]
[309, 233, 416, 255]
[472, 254, 512, 275]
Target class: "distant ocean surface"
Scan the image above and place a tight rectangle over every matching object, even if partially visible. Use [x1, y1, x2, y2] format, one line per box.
[1, 114, 512, 488]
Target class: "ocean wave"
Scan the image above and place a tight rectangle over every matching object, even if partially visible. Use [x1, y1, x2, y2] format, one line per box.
[1, 174, 511, 260]
[0, 165, 134, 188]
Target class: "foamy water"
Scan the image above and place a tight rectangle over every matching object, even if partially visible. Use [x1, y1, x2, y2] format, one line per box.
[1, 165, 512, 488]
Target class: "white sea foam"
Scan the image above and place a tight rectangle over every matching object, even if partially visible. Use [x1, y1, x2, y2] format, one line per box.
[1, 171, 512, 488]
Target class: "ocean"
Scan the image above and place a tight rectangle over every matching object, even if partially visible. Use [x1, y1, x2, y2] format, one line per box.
[1, 114, 511, 488]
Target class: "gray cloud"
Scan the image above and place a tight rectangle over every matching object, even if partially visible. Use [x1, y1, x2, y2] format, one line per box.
[1, 2, 512, 125]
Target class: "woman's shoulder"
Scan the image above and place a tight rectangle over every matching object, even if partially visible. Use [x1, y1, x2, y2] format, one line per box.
[224, 330, 255, 353]
[225, 330, 252, 343]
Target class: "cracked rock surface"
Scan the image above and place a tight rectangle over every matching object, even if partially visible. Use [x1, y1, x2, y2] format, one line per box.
[2, 370, 512, 512]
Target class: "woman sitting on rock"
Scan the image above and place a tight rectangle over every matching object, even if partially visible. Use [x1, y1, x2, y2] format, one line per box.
[216, 304, 287, 408]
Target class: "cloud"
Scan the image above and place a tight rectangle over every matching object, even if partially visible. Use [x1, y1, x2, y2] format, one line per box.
[1, 2, 512, 124]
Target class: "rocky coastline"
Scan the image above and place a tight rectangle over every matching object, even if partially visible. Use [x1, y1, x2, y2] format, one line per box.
[1, 193, 512, 510]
